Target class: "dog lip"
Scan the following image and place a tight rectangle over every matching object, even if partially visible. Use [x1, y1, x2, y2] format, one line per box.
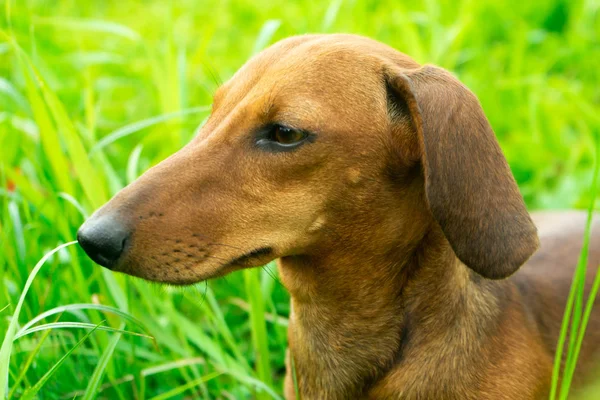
[224, 246, 274, 268]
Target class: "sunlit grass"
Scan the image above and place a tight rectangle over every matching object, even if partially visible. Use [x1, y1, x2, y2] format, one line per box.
[550, 133, 600, 399]
[1, 0, 599, 398]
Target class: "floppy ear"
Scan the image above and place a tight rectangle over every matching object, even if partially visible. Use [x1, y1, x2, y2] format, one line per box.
[385, 64, 539, 279]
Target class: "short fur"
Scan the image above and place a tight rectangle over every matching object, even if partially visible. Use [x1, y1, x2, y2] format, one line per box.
[79, 34, 600, 399]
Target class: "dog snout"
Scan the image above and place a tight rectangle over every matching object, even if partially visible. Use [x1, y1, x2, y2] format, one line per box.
[77, 215, 129, 270]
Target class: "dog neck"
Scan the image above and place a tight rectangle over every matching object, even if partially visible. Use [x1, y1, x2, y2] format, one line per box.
[278, 226, 503, 399]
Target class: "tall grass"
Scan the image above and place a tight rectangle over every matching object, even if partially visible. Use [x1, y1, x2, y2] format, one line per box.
[550, 134, 600, 399]
[1, 0, 599, 398]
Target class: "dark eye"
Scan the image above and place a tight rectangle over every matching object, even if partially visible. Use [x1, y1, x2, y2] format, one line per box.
[256, 124, 312, 152]
[271, 125, 307, 144]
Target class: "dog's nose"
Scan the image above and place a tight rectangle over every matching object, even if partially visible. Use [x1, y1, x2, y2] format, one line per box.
[77, 215, 129, 269]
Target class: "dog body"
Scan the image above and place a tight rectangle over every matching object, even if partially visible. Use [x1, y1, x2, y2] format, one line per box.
[333, 211, 600, 399]
[280, 211, 600, 400]
[77, 34, 600, 399]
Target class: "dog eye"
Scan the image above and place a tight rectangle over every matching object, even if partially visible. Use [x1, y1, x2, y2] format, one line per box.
[255, 124, 312, 152]
[271, 126, 308, 145]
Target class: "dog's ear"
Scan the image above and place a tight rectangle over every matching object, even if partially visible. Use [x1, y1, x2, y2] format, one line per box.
[385, 64, 539, 279]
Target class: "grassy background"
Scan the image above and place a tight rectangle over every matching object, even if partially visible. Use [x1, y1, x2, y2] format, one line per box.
[1, 0, 599, 398]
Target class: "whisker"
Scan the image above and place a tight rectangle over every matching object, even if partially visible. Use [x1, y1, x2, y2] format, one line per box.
[197, 281, 209, 308]
[191, 232, 247, 252]
[262, 264, 284, 288]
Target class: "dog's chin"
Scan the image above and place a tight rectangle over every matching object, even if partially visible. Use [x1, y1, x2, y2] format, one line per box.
[113, 246, 277, 286]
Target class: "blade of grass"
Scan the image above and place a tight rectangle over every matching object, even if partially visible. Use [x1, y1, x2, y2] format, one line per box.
[8, 316, 56, 399]
[201, 289, 250, 369]
[18, 303, 150, 336]
[139, 358, 206, 400]
[4, 168, 58, 223]
[57, 192, 89, 219]
[148, 371, 222, 400]
[251, 20, 281, 55]
[228, 298, 289, 327]
[89, 106, 210, 155]
[0, 77, 28, 110]
[322, 0, 344, 32]
[19, 323, 102, 400]
[243, 269, 273, 399]
[141, 358, 206, 378]
[24, 57, 109, 208]
[82, 323, 124, 400]
[102, 270, 129, 312]
[17, 50, 75, 196]
[15, 321, 153, 340]
[32, 17, 141, 41]
[550, 249, 585, 397]
[222, 369, 283, 400]
[152, 302, 232, 368]
[564, 204, 592, 376]
[0, 241, 77, 398]
[61, 373, 136, 399]
[561, 263, 600, 397]
[556, 133, 600, 399]
[19, 303, 148, 333]
[7, 201, 24, 264]
[126, 144, 143, 184]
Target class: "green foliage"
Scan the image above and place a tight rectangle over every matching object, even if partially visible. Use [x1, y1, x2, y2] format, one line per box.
[0, 0, 599, 398]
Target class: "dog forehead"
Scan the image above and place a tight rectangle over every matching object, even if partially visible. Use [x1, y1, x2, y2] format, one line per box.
[239, 46, 383, 110]
[219, 35, 420, 107]
[265, 34, 419, 68]
[246, 37, 396, 86]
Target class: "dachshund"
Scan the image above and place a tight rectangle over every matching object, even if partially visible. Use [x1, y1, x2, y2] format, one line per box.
[78, 34, 600, 399]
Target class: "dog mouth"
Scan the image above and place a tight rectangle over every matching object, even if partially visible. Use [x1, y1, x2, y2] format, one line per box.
[126, 245, 276, 285]
[191, 246, 275, 283]
[223, 246, 274, 269]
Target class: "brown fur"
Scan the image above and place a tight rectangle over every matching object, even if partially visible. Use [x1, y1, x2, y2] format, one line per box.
[79, 34, 600, 399]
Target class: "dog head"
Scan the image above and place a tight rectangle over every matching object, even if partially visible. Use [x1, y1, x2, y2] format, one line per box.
[78, 34, 538, 284]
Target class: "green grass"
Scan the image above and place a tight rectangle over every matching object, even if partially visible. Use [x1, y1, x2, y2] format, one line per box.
[0, 0, 599, 398]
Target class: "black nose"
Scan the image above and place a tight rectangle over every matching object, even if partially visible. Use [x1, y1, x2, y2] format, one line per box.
[77, 215, 129, 269]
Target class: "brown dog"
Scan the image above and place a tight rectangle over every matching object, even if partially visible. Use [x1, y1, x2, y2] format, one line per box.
[77, 34, 600, 399]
